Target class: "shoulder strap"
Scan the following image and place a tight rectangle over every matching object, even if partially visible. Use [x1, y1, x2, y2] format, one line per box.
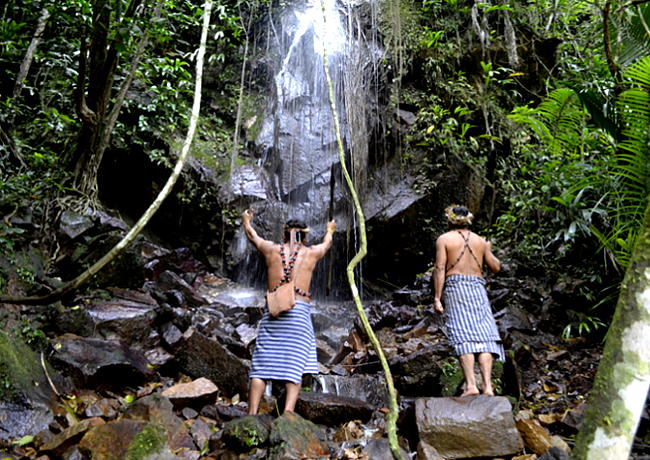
[446, 231, 482, 273]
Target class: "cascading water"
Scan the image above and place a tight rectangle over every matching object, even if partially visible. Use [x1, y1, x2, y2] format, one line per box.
[229, 0, 425, 298]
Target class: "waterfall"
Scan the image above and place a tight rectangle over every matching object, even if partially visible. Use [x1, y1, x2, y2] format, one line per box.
[230, 0, 386, 297]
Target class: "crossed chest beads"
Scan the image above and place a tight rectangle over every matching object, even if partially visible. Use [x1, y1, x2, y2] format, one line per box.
[269, 243, 311, 298]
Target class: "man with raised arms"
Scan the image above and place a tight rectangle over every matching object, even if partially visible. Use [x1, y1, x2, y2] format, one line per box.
[241, 209, 336, 414]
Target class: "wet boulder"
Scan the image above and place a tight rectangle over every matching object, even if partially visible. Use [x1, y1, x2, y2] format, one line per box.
[415, 395, 524, 458]
[38, 417, 105, 457]
[172, 327, 249, 398]
[311, 375, 389, 409]
[155, 270, 207, 308]
[389, 345, 449, 396]
[121, 393, 196, 453]
[362, 438, 411, 460]
[295, 391, 374, 425]
[269, 412, 330, 459]
[59, 209, 96, 240]
[49, 334, 155, 390]
[55, 289, 159, 347]
[221, 414, 273, 451]
[0, 331, 63, 441]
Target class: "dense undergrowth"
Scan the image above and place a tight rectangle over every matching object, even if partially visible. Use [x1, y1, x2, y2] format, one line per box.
[1, 0, 649, 344]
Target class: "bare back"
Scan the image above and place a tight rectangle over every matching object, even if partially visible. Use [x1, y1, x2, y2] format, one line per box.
[435, 230, 500, 278]
[257, 240, 330, 298]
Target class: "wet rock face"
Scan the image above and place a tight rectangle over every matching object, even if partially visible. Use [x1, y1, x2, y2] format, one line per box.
[55, 289, 158, 346]
[415, 396, 524, 458]
[49, 335, 155, 390]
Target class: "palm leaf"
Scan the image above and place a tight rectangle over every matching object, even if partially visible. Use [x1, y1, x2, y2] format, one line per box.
[599, 57, 650, 266]
[618, 3, 650, 67]
[572, 87, 621, 138]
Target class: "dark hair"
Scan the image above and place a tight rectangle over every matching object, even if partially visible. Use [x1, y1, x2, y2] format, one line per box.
[284, 219, 308, 242]
[284, 219, 307, 230]
[447, 206, 472, 229]
[452, 206, 469, 216]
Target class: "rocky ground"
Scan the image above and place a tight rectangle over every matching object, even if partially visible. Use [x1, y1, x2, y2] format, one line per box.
[0, 208, 648, 459]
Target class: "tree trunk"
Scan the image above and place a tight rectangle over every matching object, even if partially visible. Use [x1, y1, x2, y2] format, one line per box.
[70, 0, 147, 201]
[573, 200, 650, 459]
[13, 7, 50, 100]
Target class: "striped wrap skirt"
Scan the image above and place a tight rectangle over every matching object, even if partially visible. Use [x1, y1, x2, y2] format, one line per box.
[443, 274, 505, 362]
[250, 300, 319, 384]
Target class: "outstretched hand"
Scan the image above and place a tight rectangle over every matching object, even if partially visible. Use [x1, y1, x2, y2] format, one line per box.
[326, 220, 336, 234]
[242, 209, 253, 224]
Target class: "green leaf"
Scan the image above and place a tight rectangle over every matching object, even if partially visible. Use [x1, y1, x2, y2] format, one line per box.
[14, 435, 34, 446]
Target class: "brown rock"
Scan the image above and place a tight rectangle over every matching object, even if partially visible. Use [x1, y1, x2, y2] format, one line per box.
[79, 419, 146, 460]
[39, 417, 105, 455]
[161, 377, 218, 401]
[515, 410, 554, 455]
[415, 396, 524, 459]
[270, 412, 330, 458]
[417, 440, 444, 460]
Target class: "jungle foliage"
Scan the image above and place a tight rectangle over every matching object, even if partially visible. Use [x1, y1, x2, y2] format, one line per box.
[394, 0, 650, 338]
[1, 0, 649, 340]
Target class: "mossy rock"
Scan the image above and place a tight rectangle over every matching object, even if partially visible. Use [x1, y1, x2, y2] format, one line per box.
[0, 330, 59, 440]
[125, 422, 167, 460]
[438, 358, 464, 396]
[0, 330, 54, 403]
[438, 357, 506, 396]
[221, 415, 272, 451]
[268, 412, 329, 459]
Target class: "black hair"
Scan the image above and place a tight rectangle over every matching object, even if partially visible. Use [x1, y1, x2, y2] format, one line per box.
[284, 219, 307, 229]
[284, 219, 308, 242]
[448, 206, 472, 229]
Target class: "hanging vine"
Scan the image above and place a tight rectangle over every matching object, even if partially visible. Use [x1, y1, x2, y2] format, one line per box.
[320, 2, 405, 459]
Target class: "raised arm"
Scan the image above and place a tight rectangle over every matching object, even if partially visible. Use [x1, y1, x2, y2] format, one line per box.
[241, 209, 271, 251]
[309, 220, 336, 259]
[432, 236, 447, 314]
[484, 239, 501, 274]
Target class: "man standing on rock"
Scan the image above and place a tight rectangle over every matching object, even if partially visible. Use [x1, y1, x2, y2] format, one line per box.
[241, 209, 336, 414]
[433, 204, 504, 397]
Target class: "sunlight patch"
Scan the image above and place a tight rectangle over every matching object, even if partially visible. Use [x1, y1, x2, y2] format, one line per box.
[591, 427, 628, 457]
[622, 322, 650, 362]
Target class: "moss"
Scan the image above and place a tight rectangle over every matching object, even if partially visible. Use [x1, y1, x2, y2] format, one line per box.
[573, 202, 650, 458]
[0, 330, 48, 402]
[125, 423, 167, 460]
[232, 423, 264, 448]
[222, 415, 270, 451]
[438, 358, 463, 396]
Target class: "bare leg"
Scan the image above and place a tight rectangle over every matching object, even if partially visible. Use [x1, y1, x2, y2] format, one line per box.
[459, 353, 479, 396]
[283, 381, 301, 413]
[478, 352, 494, 396]
[248, 378, 266, 415]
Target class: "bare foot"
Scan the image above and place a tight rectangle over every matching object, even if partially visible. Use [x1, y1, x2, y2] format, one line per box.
[483, 389, 495, 396]
[461, 387, 480, 397]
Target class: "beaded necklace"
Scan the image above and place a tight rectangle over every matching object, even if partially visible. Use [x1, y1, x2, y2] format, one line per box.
[269, 243, 312, 298]
[269, 243, 300, 292]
